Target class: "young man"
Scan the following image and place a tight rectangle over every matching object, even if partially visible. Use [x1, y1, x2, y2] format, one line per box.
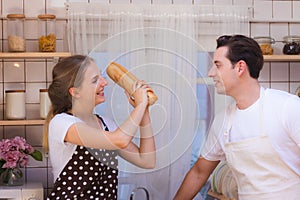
[174, 35, 300, 200]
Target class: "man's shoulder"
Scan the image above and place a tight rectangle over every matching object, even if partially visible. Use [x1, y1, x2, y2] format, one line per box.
[264, 88, 297, 103]
[264, 88, 300, 114]
[265, 88, 293, 98]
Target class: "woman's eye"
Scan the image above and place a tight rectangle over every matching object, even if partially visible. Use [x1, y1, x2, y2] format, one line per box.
[92, 78, 98, 84]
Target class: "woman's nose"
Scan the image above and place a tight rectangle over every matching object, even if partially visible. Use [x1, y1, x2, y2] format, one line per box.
[99, 76, 108, 86]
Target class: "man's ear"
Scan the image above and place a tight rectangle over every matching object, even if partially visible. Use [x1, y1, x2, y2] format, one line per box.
[236, 60, 247, 76]
[69, 87, 80, 98]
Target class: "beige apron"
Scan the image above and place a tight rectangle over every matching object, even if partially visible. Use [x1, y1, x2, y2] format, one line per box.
[224, 90, 300, 199]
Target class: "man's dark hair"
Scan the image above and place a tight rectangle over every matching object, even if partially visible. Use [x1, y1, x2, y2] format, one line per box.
[216, 35, 264, 79]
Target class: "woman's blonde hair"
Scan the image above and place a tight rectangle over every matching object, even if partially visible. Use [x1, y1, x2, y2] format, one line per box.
[43, 55, 93, 151]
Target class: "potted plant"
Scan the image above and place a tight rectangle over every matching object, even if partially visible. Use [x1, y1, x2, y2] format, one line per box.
[0, 136, 43, 186]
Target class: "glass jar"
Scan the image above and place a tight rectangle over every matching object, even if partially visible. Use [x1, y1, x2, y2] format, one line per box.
[0, 166, 24, 186]
[282, 35, 300, 55]
[253, 36, 275, 55]
[38, 14, 56, 52]
[7, 14, 25, 52]
[5, 90, 26, 119]
[39, 89, 51, 119]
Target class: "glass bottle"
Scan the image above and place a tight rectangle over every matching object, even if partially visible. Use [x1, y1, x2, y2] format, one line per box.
[38, 14, 56, 52]
[7, 14, 25, 52]
[5, 90, 26, 119]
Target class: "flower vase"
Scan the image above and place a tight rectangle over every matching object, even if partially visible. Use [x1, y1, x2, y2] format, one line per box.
[0, 167, 24, 186]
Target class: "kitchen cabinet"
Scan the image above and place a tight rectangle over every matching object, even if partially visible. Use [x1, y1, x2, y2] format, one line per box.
[0, 52, 71, 126]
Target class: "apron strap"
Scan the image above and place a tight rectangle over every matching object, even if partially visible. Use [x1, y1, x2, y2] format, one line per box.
[96, 114, 109, 131]
[225, 104, 236, 143]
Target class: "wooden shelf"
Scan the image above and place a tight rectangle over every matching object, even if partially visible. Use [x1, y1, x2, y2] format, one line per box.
[0, 52, 70, 126]
[0, 52, 71, 59]
[264, 55, 300, 62]
[0, 120, 45, 126]
[250, 19, 300, 23]
[0, 53, 298, 61]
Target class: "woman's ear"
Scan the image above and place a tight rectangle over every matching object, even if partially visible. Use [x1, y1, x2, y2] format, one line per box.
[69, 87, 80, 98]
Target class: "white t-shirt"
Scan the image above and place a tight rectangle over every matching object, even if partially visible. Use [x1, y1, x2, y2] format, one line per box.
[48, 113, 117, 182]
[201, 88, 300, 175]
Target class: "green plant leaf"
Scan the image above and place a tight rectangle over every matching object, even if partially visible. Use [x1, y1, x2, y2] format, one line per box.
[0, 160, 5, 168]
[0, 160, 6, 174]
[30, 150, 43, 161]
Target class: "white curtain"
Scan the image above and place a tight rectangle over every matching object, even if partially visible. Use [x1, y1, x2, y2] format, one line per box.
[66, 3, 249, 200]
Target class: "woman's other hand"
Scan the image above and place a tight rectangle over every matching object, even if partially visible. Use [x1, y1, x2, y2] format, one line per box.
[126, 80, 149, 107]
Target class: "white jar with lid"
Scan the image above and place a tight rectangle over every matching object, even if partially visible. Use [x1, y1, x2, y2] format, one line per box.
[7, 14, 25, 52]
[39, 89, 51, 119]
[5, 90, 26, 119]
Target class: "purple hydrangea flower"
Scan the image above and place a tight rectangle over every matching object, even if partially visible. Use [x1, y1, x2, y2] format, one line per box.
[0, 136, 41, 169]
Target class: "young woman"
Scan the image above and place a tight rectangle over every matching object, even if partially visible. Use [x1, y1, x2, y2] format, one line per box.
[43, 55, 156, 199]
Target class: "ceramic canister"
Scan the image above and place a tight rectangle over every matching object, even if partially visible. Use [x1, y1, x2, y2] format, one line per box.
[5, 90, 26, 119]
[39, 89, 51, 119]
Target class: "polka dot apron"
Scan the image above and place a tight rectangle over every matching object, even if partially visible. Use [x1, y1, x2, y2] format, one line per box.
[48, 116, 118, 200]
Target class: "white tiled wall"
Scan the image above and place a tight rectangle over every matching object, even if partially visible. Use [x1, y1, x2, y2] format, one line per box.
[0, 0, 299, 198]
[249, 1, 300, 95]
